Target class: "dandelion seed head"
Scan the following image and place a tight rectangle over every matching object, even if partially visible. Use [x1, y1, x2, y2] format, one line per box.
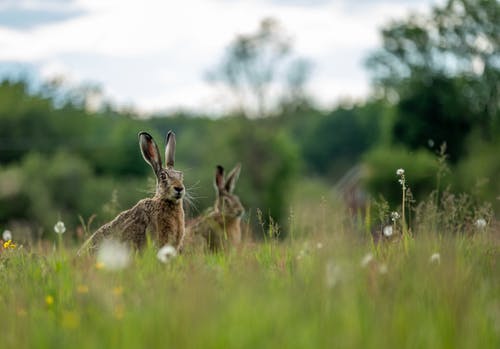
[54, 221, 66, 234]
[391, 211, 400, 222]
[325, 260, 341, 289]
[97, 240, 131, 271]
[361, 253, 374, 268]
[475, 218, 487, 229]
[383, 225, 393, 237]
[157, 245, 177, 263]
[296, 248, 308, 260]
[2, 230, 12, 241]
[396, 168, 405, 176]
[429, 252, 441, 264]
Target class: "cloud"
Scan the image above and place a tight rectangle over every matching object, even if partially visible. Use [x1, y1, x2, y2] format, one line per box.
[0, 0, 439, 112]
[0, 8, 85, 30]
[39, 59, 80, 82]
[267, 0, 438, 9]
[266, 0, 332, 6]
[0, 0, 85, 30]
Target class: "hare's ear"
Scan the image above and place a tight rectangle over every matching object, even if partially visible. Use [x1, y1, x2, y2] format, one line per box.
[165, 130, 176, 168]
[139, 132, 162, 175]
[225, 163, 241, 193]
[214, 165, 225, 193]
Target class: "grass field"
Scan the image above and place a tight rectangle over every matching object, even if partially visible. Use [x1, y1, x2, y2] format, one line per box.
[1, 179, 499, 349]
[1, 222, 499, 348]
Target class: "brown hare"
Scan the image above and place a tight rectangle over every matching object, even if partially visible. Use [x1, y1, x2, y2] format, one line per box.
[185, 164, 244, 252]
[78, 131, 185, 255]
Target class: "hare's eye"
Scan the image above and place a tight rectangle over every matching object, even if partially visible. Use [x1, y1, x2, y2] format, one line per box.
[160, 173, 167, 181]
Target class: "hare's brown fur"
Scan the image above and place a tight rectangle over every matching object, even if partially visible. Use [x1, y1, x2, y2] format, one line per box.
[186, 209, 241, 252]
[78, 131, 185, 255]
[184, 164, 244, 253]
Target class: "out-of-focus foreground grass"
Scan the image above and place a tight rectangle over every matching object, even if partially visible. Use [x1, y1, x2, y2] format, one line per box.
[0, 194, 499, 349]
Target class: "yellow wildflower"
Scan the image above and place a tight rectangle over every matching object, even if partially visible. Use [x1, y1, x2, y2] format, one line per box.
[77, 285, 89, 294]
[3, 240, 16, 249]
[62, 311, 80, 329]
[95, 262, 105, 270]
[45, 295, 54, 306]
[114, 304, 125, 320]
[112, 286, 123, 296]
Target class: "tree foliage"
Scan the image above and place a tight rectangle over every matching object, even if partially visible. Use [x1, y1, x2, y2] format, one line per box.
[367, 0, 500, 161]
[207, 18, 312, 117]
[0, 79, 299, 236]
[301, 103, 385, 178]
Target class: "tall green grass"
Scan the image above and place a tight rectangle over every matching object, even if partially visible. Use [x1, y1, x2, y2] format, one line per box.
[1, 226, 498, 348]
[0, 178, 499, 349]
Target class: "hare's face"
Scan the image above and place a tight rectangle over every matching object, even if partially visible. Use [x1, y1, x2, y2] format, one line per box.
[215, 192, 244, 219]
[213, 164, 244, 219]
[139, 131, 184, 203]
[157, 168, 184, 202]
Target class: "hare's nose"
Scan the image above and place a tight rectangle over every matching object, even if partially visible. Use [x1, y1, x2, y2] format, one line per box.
[174, 186, 184, 193]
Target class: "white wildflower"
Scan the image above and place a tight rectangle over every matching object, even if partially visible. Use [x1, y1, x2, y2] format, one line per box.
[2, 230, 12, 241]
[54, 221, 66, 234]
[361, 253, 374, 268]
[391, 211, 400, 222]
[157, 245, 177, 263]
[383, 225, 393, 237]
[378, 263, 388, 274]
[396, 168, 405, 176]
[325, 260, 341, 289]
[475, 218, 487, 229]
[429, 252, 441, 264]
[297, 249, 306, 260]
[97, 240, 131, 271]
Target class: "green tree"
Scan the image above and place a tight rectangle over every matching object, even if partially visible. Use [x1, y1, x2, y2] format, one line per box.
[367, 0, 500, 161]
[301, 102, 386, 178]
[207, 18, 312, 117]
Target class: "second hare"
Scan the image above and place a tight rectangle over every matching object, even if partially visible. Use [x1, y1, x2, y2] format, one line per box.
[78, 131, 185, 255]
[186, 164, 244, 252]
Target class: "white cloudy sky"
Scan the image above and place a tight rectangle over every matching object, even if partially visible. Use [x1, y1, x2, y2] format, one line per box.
[0, 0, 440, 113]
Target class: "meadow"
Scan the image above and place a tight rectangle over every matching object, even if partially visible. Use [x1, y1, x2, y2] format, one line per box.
[1, 1, 499, 347]
[1, 181, 498, 349]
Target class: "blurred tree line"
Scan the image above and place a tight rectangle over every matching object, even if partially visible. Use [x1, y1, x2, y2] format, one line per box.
[0, 0, 498, 240]
[364, 0, 500, 209]
[0, 80, 300, 238]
